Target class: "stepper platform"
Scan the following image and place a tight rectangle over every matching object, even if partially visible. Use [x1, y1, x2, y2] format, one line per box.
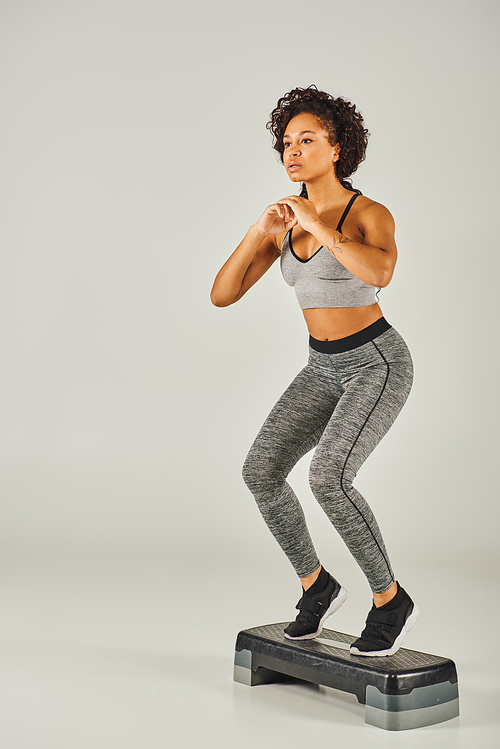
[234, 623, 459, 731]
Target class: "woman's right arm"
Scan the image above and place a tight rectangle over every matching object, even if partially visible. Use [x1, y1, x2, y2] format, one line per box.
[210, 204, 296, 307]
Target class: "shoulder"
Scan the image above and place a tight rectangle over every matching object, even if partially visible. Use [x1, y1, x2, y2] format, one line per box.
[353, 196, 395, 237]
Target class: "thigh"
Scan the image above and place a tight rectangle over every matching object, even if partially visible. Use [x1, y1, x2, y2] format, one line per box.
[312, 351, 413, 482]
[245, 363, 341, 479]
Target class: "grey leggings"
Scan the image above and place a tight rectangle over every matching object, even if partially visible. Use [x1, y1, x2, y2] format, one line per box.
[242, 319, 413, 594]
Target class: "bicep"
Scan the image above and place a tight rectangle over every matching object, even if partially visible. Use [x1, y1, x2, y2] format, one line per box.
[359, 202, 398, 287]
[360, 203, 397, 256]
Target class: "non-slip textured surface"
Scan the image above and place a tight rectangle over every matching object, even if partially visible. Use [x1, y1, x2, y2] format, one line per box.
[238, 622, 450, 672]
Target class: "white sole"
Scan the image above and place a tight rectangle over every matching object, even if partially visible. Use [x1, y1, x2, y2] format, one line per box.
[350, 604, 420, 657]
[284, 586, 348, 640]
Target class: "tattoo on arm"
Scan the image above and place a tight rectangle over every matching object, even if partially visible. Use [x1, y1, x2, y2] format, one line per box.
[326, 233, 352, 255]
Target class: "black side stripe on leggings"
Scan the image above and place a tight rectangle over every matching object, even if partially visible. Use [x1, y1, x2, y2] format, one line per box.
[339, 339, 393, 582]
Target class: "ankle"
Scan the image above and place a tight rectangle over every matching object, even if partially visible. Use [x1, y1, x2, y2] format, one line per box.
[300, 565, 322, 592]
[373, 581, 398, 608]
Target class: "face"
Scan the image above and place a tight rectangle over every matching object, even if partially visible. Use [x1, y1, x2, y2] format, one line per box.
[282, 112, 339, 183]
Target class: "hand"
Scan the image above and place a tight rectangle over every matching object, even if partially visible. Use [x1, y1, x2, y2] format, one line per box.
[276, 196, 321, 234]
[254, 202, 298, 235]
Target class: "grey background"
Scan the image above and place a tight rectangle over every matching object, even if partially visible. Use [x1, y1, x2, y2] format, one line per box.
[1, 0, 497, 569]
[1, 1, 499, 746]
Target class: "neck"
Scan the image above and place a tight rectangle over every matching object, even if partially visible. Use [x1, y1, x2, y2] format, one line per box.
[304, 173, 352, 212]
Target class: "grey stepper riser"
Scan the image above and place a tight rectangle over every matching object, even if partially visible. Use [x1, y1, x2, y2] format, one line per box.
[234, 623, 459, 731]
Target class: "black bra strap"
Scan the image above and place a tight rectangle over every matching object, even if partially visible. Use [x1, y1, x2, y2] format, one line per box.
[336, 191, 361, 234]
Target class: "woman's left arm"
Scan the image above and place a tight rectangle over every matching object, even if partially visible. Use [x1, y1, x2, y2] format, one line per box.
[278, 196, 398, 288]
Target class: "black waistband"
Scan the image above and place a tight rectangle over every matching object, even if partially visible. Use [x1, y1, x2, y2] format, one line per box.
[309, 317, 391, 354]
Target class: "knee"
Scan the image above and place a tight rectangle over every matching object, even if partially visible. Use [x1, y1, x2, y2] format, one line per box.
[242, 449, 272, 496]
[241, 452, 261, 494]
[308, 457, 348, 503]
[242, 445, 287, 497]
[309, 467, 347, 523]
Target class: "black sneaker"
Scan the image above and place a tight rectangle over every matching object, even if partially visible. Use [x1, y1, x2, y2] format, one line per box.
[283, 573, 348, 640]
[350, 583, 419, 657]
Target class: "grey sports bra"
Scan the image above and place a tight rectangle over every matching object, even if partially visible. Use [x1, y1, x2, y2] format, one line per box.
[280, 192, 380, 310]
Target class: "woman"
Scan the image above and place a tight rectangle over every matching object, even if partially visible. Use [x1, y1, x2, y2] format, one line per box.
[211, 86, 419, 657]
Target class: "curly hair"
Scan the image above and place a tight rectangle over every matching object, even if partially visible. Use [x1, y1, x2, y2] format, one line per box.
[267, 85, 369, 194]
